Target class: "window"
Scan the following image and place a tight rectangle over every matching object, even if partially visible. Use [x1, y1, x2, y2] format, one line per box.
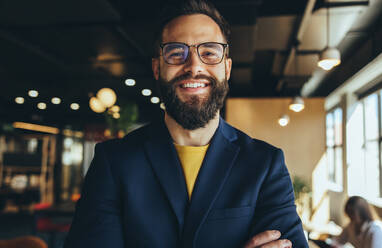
[347, 91, 382, 200]
[326, 107, 343, 189]
[363, 93, 380, 198]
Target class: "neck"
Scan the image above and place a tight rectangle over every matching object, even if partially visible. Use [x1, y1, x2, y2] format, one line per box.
[164, 111, 220, 146]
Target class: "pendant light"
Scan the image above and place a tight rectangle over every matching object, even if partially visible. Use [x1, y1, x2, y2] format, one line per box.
[97, 88, 117, 108]
[289, 96, 305, 112]
[318, 5, 341, 71]
[278, 114, 290, 127]
[89, 96, 106, 113]
[289, 50, 305, 112]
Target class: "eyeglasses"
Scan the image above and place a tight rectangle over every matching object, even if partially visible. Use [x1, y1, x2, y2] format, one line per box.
[160, 42, 229, 65]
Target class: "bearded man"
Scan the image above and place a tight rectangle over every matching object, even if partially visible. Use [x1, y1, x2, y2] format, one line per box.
[64, 0, 308, 247]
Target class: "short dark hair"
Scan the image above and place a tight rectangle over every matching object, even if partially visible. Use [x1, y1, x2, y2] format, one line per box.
[153, 0, 230, 57]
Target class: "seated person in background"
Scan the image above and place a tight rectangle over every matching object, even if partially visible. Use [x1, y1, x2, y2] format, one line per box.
[332, 196, 382, 248]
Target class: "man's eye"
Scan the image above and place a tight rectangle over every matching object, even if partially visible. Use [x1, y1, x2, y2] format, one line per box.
[168, 52, 184, 58]
[201, 51, 218, 58]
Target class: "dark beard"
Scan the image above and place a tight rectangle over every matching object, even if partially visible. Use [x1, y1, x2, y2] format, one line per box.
[157, 73, 229, 130]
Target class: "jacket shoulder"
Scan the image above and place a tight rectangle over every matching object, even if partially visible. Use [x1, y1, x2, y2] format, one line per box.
[97, 123, 151, 153]
[228, 123, 280, 153]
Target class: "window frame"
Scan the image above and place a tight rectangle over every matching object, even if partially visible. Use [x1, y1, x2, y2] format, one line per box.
[325, 105, 344, 191]
[359, 91, 382, 198]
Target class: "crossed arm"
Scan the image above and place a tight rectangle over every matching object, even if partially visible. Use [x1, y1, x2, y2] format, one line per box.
[244, 230, 292, 248]
[245, 149, 306, 248]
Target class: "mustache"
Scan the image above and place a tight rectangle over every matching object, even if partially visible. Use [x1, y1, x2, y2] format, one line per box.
[167, 73, 217, 88]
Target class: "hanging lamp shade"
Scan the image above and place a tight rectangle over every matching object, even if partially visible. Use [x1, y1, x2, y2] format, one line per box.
[317, 5, 341, 71]
[97, 88, 117, 107]
[278, 114, 290, 127]
[289, 96, 305, 112]
[318, 47, 341, 71]
[89, 97, 106, 113]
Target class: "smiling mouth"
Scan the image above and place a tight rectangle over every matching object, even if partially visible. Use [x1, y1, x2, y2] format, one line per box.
[179, 82, 211, 89]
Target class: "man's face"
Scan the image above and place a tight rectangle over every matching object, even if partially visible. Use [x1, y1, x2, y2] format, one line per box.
[152, 14, 232, 130]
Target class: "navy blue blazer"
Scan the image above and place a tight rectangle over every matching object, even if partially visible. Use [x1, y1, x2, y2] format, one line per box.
[64, 118, 308, 248]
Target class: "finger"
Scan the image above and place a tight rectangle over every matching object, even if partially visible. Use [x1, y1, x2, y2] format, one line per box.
[260, 239, 292, 248]
[244, 230, 281, 248]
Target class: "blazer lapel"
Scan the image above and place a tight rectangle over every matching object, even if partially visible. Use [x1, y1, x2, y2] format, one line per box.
[182, 118, 240, 247]
[143, 122, 189, 234]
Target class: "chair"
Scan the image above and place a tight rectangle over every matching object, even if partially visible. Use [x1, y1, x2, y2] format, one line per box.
[34, 203, 71, 248]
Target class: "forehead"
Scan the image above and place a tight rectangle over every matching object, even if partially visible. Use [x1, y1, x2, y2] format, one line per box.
[162, 14, 225, 44]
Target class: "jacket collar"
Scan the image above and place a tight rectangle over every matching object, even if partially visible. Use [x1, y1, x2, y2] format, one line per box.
[182, 117, 240, 247]
[143, 117, 240, 244]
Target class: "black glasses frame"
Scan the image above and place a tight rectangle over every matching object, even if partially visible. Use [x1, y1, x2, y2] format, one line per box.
[159, 42, 229, 65]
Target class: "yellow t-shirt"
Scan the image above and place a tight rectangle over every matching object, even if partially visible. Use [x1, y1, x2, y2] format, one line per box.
[174, 143, 209, 199]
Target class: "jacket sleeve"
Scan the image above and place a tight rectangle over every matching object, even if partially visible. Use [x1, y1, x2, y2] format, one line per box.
[248, 148, 308, 248]
[64, 143, 125, 248]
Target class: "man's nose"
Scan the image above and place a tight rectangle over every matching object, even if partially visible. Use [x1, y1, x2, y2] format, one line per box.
[183, 47, 205, 76]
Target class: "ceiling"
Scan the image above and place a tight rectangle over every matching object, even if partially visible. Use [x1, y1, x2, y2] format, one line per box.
[0, 0, 381, 128]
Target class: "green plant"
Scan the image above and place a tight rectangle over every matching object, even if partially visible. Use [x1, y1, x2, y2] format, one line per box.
[292, 175, 311, 201]
[104, 101, 139, 135]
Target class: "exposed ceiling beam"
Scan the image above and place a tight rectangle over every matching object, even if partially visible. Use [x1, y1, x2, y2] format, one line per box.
[0, 21, 120, 30]
[216, 0, 263, 6]
[302, 0, 380, 97]
[102, 0, 152, 70]
[0, 28, 69, 71]
[296, 0, 318, 42]
[279, 0, 371, 94]
[321, 0, 369, 8]
[114, 26, 150, 59]
[276, 0, 317, 93]
[296, 49, 322, 55]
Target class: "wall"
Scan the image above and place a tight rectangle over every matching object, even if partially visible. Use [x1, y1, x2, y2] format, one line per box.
[225, 97, 325, 183]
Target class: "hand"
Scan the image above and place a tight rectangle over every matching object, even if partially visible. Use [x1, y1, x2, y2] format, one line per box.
[244, 230, 292, 248]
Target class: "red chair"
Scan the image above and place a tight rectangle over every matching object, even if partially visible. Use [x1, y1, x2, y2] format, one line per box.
[34, 203, 71, 247]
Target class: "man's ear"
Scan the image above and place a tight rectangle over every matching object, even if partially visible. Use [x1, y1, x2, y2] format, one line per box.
[152, 58, 159, 80]
[225, 58, 232, 80]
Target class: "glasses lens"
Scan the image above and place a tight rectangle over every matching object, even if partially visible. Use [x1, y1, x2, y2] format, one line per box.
[163, 43, 188, 65]
[198, 43, 224, 64]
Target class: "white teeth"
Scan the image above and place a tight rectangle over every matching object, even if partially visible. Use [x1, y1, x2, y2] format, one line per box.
[182, 83, 206, 88]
